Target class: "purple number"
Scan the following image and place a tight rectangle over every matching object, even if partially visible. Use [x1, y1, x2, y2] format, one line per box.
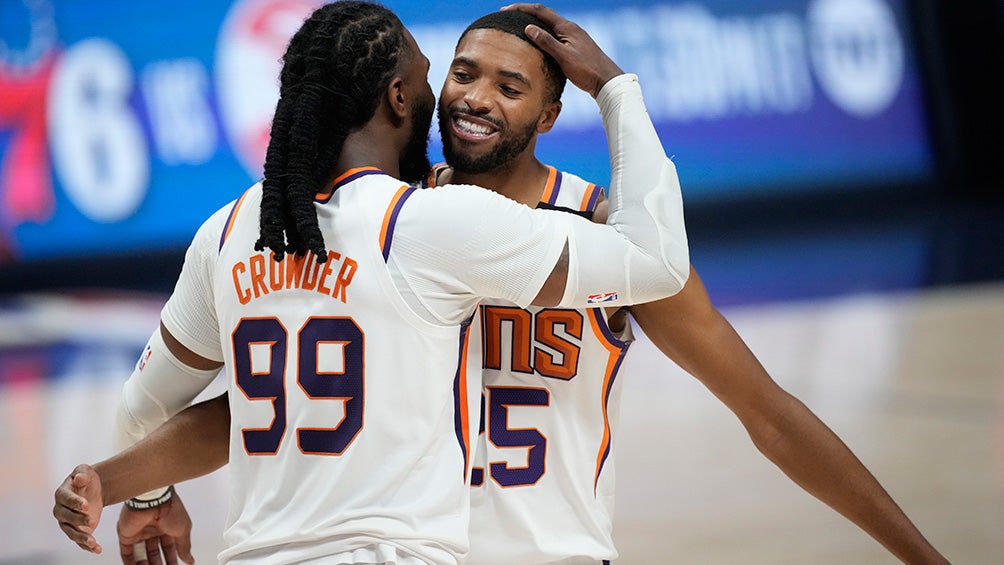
[487, 386, 549, 487]
[297, 317, 364, 455]
[232, 316, 364, 456]
[233, 318, 288, 455]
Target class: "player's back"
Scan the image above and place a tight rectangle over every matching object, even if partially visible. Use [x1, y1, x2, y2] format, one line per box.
[212, 169, 477, 565]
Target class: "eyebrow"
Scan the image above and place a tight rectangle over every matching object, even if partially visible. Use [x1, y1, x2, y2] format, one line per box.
[453, 55, 531, 88]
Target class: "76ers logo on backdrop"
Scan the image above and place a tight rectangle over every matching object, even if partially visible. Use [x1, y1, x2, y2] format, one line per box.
[0, 0, 58, 253]
[215, 0, 321, 179]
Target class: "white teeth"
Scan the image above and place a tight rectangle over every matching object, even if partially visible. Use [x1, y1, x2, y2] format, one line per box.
[455, 117, 495, 136]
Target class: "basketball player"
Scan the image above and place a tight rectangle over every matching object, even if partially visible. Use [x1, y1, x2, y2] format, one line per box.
[434, 7, 947, 565]
[53, 3, 694, 565]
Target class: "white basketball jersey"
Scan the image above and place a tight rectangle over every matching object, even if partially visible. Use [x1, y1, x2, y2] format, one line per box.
[210, 169, 481, 565]
[429, 166, 632, 564]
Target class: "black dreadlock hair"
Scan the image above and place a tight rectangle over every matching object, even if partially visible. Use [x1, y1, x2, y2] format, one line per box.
[458, 11, 567, 103]
[256, 1, 409, 262]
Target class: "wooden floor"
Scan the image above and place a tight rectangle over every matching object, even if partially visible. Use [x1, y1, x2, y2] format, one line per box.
[2, 284, 1001, 564]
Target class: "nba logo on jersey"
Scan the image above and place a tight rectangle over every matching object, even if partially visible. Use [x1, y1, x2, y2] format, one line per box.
[137, 345, 153, 371]
[586, 291, 619, 303]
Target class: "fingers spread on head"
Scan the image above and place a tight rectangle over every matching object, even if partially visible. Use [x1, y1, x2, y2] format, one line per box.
[523, 24, 562, 57]
[504, 3, 562, 26]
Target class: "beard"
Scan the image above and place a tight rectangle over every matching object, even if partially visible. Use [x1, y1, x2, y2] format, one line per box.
[438, 102, 537, 175]
[399, 93, 434, 185]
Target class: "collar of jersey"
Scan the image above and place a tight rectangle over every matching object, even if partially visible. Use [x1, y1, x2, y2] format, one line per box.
[316, 167, 387, 202]
[425, 163, 556, 210]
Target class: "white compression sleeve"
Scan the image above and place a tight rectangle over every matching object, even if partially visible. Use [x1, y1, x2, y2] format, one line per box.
[558, 74, 690, 307]
[114, 327, 220, 498]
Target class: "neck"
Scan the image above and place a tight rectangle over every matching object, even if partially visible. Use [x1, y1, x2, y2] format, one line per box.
[326, 124, 403, 191]
[449, 152, 550, 208]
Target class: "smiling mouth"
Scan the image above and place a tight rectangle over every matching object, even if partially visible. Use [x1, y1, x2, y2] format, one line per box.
[451, 114, 500, 142]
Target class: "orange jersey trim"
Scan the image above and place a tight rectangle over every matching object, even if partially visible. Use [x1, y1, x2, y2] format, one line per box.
[586, 308, 631, 493]
[454, 316, 476, 480]
[328, 166, 381, 192]
[379, 185, 416, 261]
[426, 163, 448, 188]
[539, 165, 560, 205]
[219, 189, 251, 251]
[316, 166, 384, 202]
[580, 183, 603, 212]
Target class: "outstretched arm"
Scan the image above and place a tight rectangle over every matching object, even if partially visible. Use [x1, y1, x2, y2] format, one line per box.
[54, 393, 230, 557]
[628, 267, 949, 564]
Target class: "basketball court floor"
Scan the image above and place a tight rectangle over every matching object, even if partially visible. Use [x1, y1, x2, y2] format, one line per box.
[2, 283, 1001, 564]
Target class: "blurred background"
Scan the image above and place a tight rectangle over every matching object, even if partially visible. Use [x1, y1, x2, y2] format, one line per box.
[1, 0, 1001, 563]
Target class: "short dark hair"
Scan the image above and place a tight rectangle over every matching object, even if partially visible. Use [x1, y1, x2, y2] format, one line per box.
[458, 11, 566, 103]
[256, 1, 408, 262]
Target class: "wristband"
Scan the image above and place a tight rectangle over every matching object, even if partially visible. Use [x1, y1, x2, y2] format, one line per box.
[124, 485, 175, 510]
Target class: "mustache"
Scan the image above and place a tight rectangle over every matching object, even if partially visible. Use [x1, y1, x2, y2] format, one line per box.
[445, 105, 504, 131]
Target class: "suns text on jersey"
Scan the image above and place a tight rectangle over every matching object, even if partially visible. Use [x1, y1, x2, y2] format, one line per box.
[231, 250, 357, 305]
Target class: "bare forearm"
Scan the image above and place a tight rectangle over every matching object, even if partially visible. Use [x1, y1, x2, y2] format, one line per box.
[96, 394, 230, 505]
[746, 394, 947, 564]
[631, 270, 947, 563]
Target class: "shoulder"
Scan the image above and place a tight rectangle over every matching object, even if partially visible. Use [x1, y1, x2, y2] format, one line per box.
[592, 193, 609, 223]
[421, 162, 450, 188]
[556, 169, 598, 190]
[545, 167, 606, 218]
[205, 182, 263, 251]
[399, 182, 561, 244]
[404, 182, 534, 225]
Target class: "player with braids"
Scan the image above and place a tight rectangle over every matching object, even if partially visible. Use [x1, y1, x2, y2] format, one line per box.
[256, 1, 429, 262]
[52, 3, 699, 564]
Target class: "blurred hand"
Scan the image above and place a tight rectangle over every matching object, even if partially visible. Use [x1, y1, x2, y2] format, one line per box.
[117, 494, 195, 565]
[53, 464, 105, 554]
[503, 3, 624, 97]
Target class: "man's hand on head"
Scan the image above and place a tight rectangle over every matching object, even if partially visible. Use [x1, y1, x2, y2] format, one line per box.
[503, 3, 623, 97]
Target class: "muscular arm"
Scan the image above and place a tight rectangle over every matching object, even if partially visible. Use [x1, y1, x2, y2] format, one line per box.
[628, 269, 948, 564]
[54, 393, 230, 556]
[113, 323, 222, 500]
[99, 393, 230, 506]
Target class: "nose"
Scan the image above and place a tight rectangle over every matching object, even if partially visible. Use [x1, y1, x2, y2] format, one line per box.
[462, 79, 493, 114]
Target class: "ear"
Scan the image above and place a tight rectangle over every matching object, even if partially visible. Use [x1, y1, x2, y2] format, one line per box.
[385, 76, 409, 121]
[536, 100, 562, 134]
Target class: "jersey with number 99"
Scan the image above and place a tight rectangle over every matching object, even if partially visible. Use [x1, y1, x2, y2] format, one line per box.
[162, 169, 572, 564]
